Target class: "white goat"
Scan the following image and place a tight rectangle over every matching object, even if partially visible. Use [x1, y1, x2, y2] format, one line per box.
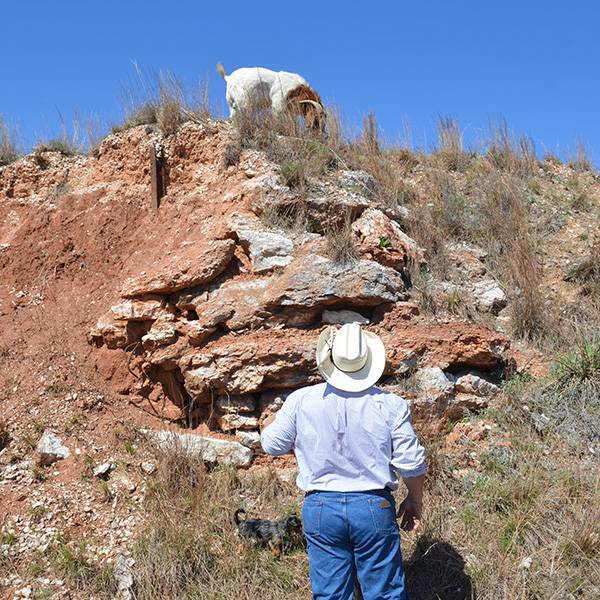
[217, 64, 325, 130]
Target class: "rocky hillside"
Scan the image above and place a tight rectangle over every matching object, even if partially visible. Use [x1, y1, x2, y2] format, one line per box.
[0, 116, 598, 599]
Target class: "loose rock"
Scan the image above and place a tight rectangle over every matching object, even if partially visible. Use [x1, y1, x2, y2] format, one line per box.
[92, 462, 116, 480]
[36, 432, 70, 466]
[472, 279, 507, 313]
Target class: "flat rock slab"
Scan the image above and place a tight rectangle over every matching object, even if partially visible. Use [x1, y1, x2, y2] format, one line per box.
[121, 239, 236, 297]
[146, 430, 253, 468]
[265, 255, 405, 309]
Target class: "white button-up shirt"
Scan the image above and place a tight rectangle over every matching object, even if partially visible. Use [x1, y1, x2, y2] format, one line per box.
[261, 383, 426, 492]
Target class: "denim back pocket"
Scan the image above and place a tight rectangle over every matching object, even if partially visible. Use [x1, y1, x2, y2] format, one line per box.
[302, 499, 323, 537]
[368, 497, 398, 535]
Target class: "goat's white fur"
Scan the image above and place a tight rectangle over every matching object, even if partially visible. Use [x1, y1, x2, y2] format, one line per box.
[217, 65, 321, 119]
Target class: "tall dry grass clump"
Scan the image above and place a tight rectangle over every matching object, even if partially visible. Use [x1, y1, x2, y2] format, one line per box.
[0, 116, 19, 166]
[325, 211, 359, 264]
[569, 139, 594, 172]
[117, 69, 210, 136]
[473, 174, 546, 340]
[486, 121, 538, 178]
[434, 117, 471, 172]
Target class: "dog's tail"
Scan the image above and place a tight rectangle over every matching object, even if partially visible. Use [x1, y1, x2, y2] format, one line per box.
[234, 508, 247, 525]
[216, 63, 227, 80]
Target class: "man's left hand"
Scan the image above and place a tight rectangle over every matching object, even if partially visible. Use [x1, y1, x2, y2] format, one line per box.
[397, 495, 422, 532]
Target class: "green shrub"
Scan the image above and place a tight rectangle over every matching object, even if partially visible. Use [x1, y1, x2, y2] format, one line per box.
[278, 160, 306, 189]
[553, 337, 600, 385]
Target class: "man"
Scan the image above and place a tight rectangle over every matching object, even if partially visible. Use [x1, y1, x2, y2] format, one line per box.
[261, 322, 426, 600]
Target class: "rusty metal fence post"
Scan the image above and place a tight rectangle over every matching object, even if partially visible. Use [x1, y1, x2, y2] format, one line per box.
[150, 143, 166, 212]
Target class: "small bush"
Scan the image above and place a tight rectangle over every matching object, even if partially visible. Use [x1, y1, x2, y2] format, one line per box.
[117, 103, 159, 131]
[223, 139, 242, 167]
[553, 337, 600, 385]
[34, 138, 79, 156]
[278, 160, 306, 190]
[48, 538, 116, 594]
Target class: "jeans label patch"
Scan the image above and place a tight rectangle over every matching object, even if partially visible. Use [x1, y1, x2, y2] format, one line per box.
[380, 499, 391, 509]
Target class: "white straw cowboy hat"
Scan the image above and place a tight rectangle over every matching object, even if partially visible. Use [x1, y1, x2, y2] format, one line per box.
[316, 323, 386, 392]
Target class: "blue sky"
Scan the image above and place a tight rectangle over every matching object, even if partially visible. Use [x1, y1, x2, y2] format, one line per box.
[2, 1, 599, 163]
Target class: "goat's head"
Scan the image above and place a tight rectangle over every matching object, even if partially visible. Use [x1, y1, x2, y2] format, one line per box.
[299, 99, 326, 132]
[286, 85, 326, 132]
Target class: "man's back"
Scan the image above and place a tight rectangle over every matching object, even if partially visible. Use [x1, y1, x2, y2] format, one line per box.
[261, 382, 426, 492]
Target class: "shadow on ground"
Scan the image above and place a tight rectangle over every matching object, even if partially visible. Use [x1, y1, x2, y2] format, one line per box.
[404, 534, 474, 600]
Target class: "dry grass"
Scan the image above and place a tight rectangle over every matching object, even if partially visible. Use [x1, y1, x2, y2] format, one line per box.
[433, 117, 472, 172]
[0, 534, 116, 597]
[566, 241, 600, 293]
[33, 138, 79, 156]
[569, 139, 594, 172]
[132, 442, 308, 600]
[117, 69, 210, 136]
[0, 116, 19, 166]
[324, 211, 358, 264]
[485, 121, 538, 178]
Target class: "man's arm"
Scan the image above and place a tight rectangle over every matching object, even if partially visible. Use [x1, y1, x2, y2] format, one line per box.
[260, 392, 299, 456]
[390, 398, 427, 531]
[398, 474, 424, 531]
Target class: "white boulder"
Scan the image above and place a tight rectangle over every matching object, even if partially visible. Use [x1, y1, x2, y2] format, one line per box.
[36, 432, 70, 466]
[472, 279, 507, 313]
[230, 213, 294, 273]
[146, 430, 253, 468]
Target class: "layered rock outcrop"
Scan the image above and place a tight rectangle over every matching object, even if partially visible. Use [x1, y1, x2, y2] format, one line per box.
[83, 121, 513, 465]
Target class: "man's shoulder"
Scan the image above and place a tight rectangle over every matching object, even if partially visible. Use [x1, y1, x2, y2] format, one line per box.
[371, 387, 410, 409]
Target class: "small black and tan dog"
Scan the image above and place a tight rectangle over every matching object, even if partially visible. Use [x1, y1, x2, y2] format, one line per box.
[234, 509, 303, 557]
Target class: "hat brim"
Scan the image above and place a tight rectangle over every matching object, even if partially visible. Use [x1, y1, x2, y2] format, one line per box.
[316, 326, 386, 393]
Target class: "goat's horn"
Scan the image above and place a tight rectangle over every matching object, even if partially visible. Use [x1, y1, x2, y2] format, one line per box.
[298, 100, 324, 111]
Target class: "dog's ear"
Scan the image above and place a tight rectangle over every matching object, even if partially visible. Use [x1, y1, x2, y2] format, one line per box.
[234, 508, 247, 525]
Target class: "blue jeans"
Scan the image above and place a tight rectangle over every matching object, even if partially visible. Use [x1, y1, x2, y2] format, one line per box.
[302, 490, 408, 600]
